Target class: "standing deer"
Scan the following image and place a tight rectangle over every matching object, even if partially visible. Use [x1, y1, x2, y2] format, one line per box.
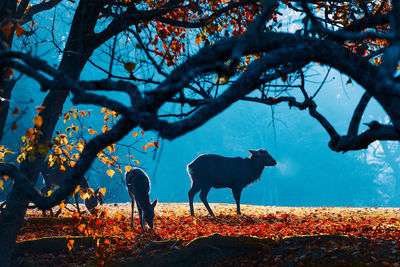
[125, 167, 158, 230]
[41, 163, 103, 215]
[187, 149, 277, 216]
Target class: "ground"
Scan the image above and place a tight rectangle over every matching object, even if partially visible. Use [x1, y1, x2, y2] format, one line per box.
[12, 203, 400, 266]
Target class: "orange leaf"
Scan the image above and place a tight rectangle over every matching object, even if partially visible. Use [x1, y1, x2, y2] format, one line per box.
[154, 141, 160, 148]
[15, 25, 25, 37]
[102, 124, 107, 133]
[35, 106, 45, 113]
[67, 239, 75, 251]
[59, 202, 65, 210]
[101, 107, 107, 114]
[6, 68, 14, 78]
[99, 187, 106, 196]
[104, 239, 111, 245]
[33, 115, 43, 128]
[124, 165, 132, 173]
[106, 169, 115, 178]
[116, 213, 122, 221]
[124, 62, 136, 72]
[70, 161, 76, 167]
[77, 224, 86, 232]
[25, 128, 34, 141]
[134, 160, 139, 165]
[59, 165, 66, 172]
[11, 107, 19, 116]
[132, 132, 138, 138]
[88, 128, 97, 135]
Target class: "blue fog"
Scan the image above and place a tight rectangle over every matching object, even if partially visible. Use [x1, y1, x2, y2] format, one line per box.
[2, 6, 397, 208]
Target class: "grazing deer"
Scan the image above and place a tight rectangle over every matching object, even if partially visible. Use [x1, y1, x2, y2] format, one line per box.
[125, 167, 158, 230]
[40, 163, 103, 215]
[187, 149, 277, 216]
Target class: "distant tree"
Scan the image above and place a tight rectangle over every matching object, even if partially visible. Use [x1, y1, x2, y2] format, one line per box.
[1, 0, 400, 265]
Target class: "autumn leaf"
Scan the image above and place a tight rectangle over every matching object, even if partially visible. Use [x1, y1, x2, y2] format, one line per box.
[106, 169, 115, 178]
[124, 62, 136, 72]
[33, 115, 43, 128]
[101, 107, 107, 114]
[6, 68, 14, 78]
[11, 123, 18, 130]
[59, 202, 65, 210]
[140, 130, 144, 136]
[88, 128, 97, 135]
[15, 25, 26, 37]
[1, 23, 13, 39]
[99, 187, 106, 196]
[71, 212, 80, 220]
[25, 128, 34, 141]
[59, 165, 66, 172]
[132, 132, 138, 138]
[134, 159, 139, 165]
[11, 107, 19, 116]
[0, 179, 3, 191]
[35, 106, 45, 113]
[70, 161, 76, 167]
[125, 165, 132, 173]
[154, 141, 160, 148]
[67, 239, 75, 251]
[104, 239, 111, 245]
[77, 224, 86, 232]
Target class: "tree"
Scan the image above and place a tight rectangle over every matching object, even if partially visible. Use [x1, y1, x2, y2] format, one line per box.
[1, 0, 400, 265]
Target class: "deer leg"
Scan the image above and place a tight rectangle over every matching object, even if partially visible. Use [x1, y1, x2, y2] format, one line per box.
[136, 201, 145, 230]
[129, 194, 135, 228]
[232, 188, 243, 215]
[199, 188, 214, 216]
[188, 183, 200, 216]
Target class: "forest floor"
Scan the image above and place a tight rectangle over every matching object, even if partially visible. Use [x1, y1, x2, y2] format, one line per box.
[13, 203, 400, 266]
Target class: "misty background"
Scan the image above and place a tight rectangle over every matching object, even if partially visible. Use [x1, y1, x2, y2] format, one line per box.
[1, 5, 398, 208]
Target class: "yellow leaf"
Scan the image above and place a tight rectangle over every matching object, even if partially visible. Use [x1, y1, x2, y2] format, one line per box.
[134, 160, 139, 165]
[124, 62, 136, 72]
[106, 169, 115, 178]
[102, 124, 107, 133]
[47, 190, 53, 197]
[101, 107, 107, 114]
[59, 202, 65, 210]
[0, 179, 3, 191]
[70, 161, 76, 167]
[132, 132, 138, 138]
[124, 165, 132, 173]
[33, 115, 43, 128]
[88, 129, 97, 135]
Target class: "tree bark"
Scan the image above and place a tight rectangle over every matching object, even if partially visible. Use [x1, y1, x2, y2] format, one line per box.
[0, 0, 103, 265]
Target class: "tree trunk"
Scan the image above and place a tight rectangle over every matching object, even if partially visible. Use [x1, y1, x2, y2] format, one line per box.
[0, 0, 17, 142]
[0, 0, 103, 264]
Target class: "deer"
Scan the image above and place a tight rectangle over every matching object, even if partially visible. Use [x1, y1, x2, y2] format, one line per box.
[125, 167, 158, 230]
[40, 163, 103, 216]
[187, 149, 277, 216]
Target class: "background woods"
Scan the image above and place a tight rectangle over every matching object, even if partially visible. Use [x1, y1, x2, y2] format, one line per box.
[1, 0, 400, 265]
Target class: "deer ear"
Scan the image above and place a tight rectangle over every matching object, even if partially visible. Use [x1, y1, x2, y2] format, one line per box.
[152, 198, 158, 208]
